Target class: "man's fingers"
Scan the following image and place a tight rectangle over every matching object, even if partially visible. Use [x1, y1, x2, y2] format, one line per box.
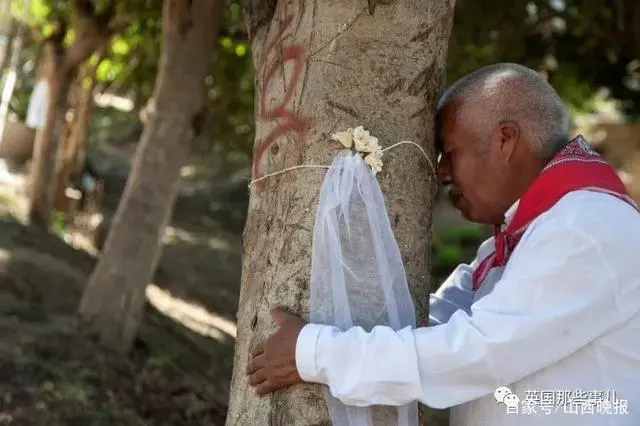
[247, 369, 267, 386]
[255, 379, 281, 396]
[246, 353, 264, 376]
[270, 307, 291, 326]
[251, 342, 265, 358]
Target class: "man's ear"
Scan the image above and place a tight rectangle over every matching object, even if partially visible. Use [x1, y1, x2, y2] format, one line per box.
[498, 121, 520, 161]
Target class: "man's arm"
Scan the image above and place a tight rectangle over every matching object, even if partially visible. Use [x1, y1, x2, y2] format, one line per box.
[428, 264, 475, 326]
[429, 236, 494, 325]
[295, 224, 636, 409]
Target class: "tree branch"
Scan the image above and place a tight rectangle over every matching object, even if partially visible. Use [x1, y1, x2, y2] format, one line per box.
[62, 0, 121, 74]
[109, 14, 133, 33]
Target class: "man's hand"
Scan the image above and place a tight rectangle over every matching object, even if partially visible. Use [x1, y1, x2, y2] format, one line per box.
[246, 307, 308, 396]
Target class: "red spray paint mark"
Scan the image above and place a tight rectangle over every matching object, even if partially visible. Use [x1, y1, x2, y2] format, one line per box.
[252, 14, 309, 191]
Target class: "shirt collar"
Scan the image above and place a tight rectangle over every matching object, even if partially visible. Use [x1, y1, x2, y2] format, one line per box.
[502, 199, 520, 230]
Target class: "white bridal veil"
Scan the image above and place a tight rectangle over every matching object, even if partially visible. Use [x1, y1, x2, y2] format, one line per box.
[309, 149, 419, 426]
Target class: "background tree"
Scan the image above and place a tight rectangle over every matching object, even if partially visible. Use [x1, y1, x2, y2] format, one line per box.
[26, 0, 129, 228]
[0, 0, 15, 75]
[78, 0, 223, 353]
[448, 0, 640, 117]
[52, 49, 104, 211]
[226, 1, 453, 425]
[0, 0, 28, 143]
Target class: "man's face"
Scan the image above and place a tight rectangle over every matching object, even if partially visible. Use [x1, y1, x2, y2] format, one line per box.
[436, 104, 508, 224]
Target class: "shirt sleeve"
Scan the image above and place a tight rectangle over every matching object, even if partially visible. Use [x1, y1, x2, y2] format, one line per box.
[429, 236, 494, 325]
[428, 264, 475, 326]
[295, 223, 637, 409]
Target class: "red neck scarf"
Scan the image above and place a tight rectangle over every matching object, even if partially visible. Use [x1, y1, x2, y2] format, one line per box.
[472, 135, 638, 291]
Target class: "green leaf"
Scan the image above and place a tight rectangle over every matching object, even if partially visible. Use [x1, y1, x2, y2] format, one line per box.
[111, 36, 131, 55]
[234, 43, 246, 57]
[220, 37, 232, 49]
[28, 0, 50, 19]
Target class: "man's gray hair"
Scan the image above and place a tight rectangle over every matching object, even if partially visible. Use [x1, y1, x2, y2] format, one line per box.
[437, 63, 570, 160]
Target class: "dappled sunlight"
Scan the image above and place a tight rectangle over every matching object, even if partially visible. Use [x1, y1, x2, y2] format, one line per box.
[93, 93, 134, 112]
[0, 248, 11, 274]
[180, 165, 197, 177]
[146, 283, 237, 342]
[0, 160, 28, 220]
[162, 225, 231, 251]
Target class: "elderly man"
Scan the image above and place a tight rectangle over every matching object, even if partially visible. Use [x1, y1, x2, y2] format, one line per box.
[246, 63, 640, 425]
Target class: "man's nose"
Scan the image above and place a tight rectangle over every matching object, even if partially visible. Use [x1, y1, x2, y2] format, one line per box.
[437, 160, 451, 185]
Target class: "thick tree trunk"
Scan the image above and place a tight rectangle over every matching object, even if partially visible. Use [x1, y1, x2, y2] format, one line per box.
[227, 1, 454, 425]
[77, 0, 222, 353]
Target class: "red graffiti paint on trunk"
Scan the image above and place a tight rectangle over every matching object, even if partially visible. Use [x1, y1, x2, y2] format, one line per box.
[252, 14, 309, 189]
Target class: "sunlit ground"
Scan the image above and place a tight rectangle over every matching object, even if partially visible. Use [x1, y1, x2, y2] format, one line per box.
[146, 283, 237, 342]
[0, 160, 238, 349]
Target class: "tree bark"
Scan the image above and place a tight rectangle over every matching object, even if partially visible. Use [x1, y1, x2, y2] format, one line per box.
[226, 1, 454, 425]
[77, 0, 222, 353]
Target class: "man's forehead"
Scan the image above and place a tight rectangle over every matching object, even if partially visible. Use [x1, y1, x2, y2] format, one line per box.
[436, 103, 463, 149]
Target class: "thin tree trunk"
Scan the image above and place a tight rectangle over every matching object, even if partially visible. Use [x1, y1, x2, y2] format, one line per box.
[0, 27, 14, 81]
[78, 0, 222, 353]
[0, 0, 13, 76]
[226, 1, 454, 425]
[0, 10, 26, 144]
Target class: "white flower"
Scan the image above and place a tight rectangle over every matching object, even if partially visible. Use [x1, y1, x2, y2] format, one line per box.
[330, 128, 353, 149]
[364, 150, 383, 175]
[353, 126, 380, 153]
[329, 125, 386, 175]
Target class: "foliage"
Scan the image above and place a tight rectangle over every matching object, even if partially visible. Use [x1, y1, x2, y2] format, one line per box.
[8, 0, 254, 156]
[431, 224, 489, 283]
[209, 1, 254, 156]
[448, 0, 640, 117]
[4, 0, 640, 164]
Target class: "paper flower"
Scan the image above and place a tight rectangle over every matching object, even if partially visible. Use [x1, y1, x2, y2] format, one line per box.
[331, 129, 353, 148]
[331, 125, 385, 175]
[364, 150, 383, 175]
[353, 126, 380, 153]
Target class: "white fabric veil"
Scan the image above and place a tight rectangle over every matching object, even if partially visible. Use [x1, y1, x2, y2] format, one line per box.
[309, 150, 419, 426]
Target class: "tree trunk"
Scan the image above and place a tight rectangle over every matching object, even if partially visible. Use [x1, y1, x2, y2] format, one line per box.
[0, 14, 25, 145]
[77, 0, 222, 353]
[27, 52, 73, 227]
[0, 0, 13, 76]
[226, 1, 454, 425]
[27, 0, 117, 228]
[0, 26, 14, 81]
[53, 58, 101, 212]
